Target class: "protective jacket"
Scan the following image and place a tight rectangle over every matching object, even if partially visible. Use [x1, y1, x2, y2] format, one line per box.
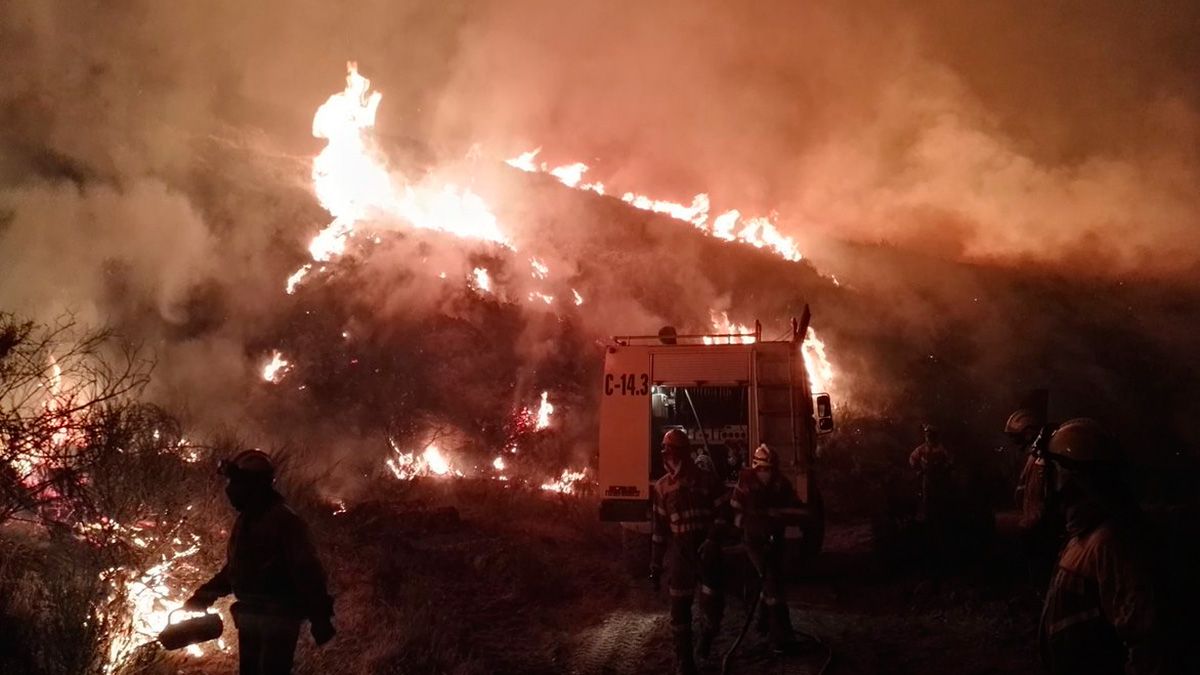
[1041, 520, 1167, 675]
[651, 466, 729, 673]
[731, 468, 803, 543]
[909, 442, 953, 521]
[196, 492, 332, 621]
[650, 467, 729, 567]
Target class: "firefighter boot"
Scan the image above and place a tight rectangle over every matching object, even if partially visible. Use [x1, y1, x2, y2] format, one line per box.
[755, 598, 771, 635]
[696, 590, 723, 661]
[769, 604, 799, 654]
[672, 625, 698, 675]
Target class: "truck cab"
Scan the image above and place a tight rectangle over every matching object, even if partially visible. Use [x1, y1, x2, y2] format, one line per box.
[598, 308, 834, 559]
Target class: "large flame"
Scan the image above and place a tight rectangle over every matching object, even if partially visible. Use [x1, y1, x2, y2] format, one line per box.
[801, 327, 835, 395]
[290, 63, 511, 293]
[507, 148, 804, 263]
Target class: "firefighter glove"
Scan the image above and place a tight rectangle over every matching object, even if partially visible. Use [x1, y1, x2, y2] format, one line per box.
[182, 591, 214, 612]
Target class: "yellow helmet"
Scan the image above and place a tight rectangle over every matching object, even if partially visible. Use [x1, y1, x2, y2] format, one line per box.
[1046, 418, 1120, 465]
[751, 444, 777, 469]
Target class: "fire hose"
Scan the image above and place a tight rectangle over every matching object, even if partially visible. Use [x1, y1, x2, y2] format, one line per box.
[720, 544, 833, 675]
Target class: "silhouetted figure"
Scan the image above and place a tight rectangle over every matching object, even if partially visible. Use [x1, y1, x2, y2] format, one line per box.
[185, 450, 335, 675]
[650, 429, 728, 674]
[1040, 419, 1172, 675]
[1005, 408, 1061, 584]
[731, 444, 805, 652]
[909, 424, 954, 524]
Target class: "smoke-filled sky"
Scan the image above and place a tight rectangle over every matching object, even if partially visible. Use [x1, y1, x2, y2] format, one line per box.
[4, 1, 1199, 278]
[1, 1, 1198, 466]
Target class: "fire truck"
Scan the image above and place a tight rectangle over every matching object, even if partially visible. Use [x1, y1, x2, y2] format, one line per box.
[598, 307, 834, 566]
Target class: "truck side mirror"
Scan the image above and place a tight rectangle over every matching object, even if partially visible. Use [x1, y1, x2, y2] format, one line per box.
[815, 393, 834, 434]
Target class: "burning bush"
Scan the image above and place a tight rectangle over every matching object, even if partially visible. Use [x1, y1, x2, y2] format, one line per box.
[0, 312, 232, 674]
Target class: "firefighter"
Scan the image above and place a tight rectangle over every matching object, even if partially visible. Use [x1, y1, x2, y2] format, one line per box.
[185, 450, 335, 675]
[731, 444, 804, 651]
[908, 424, 954, 522]
[1006, 408, 1061, 581]
[649, 429, 728, 674]
[1040, 418, 1171, 675]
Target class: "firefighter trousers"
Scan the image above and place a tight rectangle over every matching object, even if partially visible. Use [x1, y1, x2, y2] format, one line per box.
[667, 539, 725, 638]
[745, 537, 795, 644]
[233, 609, 302, 675]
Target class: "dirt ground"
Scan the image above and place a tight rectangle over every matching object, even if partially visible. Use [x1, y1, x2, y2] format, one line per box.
[567, 517, 1042, 675]
[274, 481, 1044, 675]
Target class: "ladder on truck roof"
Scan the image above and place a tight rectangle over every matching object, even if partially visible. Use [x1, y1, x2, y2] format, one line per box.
[752, 308, 812, 501]
[754, 345, 800, 465]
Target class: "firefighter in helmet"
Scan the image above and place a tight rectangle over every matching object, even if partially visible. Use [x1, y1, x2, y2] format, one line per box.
[731, 444, 804, 651]
[185, 450, 335, 675]
[1006, 408, 1061, 581]
[908, 424, 954, 523]
[650, 428, 729, 674]
[1039, 419, 1171, 675]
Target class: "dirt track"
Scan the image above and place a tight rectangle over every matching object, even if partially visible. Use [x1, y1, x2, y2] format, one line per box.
[560, 516, 1042, 675]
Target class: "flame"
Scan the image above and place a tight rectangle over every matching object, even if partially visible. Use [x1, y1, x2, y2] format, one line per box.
[703, 310, 756, 345]
[492, 456, 506, 471]
[286, 264, 311, 294]
[290, 63, 511, 293]
[535, 391, 555, 430]
[261, 350, 290, 383]
[94, 525, 228, 673]
[386, 440, 464, 480]
[801, 327, 835, 394]
[509, 148, 804, 262]
[530, 258, 550, 279]
[472, 267, 492, 293]
[540, 468, 588, 494]
[528, 291, 554, 305]
[702, 312, 836, 393]
[571, 289, 584, 306]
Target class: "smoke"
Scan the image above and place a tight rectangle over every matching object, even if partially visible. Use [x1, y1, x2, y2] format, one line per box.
[434, 0, 1200, 276]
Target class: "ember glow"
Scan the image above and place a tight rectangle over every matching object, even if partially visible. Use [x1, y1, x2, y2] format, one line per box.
[386, 440, 464, 480]
[507, 148, 804, 262]
[540, 468, 588, 495]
